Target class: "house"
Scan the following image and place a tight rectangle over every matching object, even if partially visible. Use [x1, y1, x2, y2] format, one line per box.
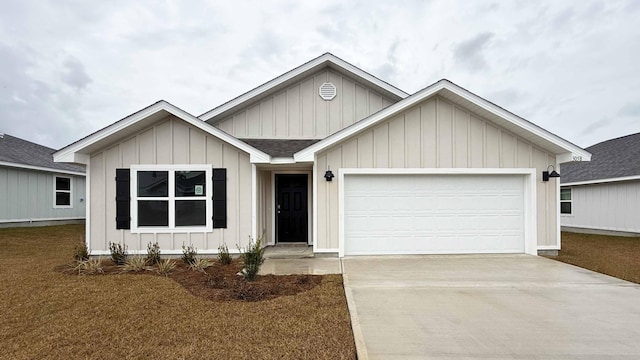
[0, 133, 86, 227]
[54, 53, 590, 256]
[560, 132, 640, 236]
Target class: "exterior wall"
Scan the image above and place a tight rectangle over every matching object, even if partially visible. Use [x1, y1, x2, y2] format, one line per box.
[214, 68, 397, 139]
[0, 166, 85, 223]
[316, 96, 558, 250]
[561, 181, 640, 233]
[256, 169, 273, 244]
[89, 116, 252, 253]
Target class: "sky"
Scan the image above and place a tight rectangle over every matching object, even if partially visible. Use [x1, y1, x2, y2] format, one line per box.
[0, 0, 639, 150]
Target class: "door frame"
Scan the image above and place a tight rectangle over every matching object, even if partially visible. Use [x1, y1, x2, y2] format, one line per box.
[271, 170, 312, 245]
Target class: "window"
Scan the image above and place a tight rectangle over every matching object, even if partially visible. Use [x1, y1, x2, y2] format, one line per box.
[54, 176, 72, 208]
[560, 188, 572, 214]
[131, 166, 212, 232]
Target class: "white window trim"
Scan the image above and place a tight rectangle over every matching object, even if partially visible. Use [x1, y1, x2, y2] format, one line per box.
[130, 165, 212, 233]
[53, 175, 73, 209]
[560, 187, 572, 215]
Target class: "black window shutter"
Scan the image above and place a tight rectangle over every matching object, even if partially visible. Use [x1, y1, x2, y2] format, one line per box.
[212, 168, 227, 229]
[115, 168, 131, 229]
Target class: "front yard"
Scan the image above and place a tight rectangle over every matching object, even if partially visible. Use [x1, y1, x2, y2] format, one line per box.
[0, 225, 356, 359]
[548, 232, 640, 284]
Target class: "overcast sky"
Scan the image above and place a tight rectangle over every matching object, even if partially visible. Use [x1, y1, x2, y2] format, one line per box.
[0, 0, 638, 150]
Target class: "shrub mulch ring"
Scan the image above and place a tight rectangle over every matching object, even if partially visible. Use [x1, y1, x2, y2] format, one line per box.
[59, 259, 323, 302]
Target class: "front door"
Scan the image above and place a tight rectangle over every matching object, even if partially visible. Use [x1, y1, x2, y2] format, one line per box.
[276, 174, 308, 243]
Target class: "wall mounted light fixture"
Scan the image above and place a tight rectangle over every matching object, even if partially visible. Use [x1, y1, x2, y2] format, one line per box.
[324, 168, 335, 182]
[542, 165, 560, 182]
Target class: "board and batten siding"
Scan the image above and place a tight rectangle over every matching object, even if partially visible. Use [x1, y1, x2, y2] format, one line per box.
[0, 166, 85, 222]
[561, 181, 640, 233]
[255, 170, 272, 244]
[89, 116, 252, 253]
[316, 96, 559, 250]
[213, 69, 397, 139]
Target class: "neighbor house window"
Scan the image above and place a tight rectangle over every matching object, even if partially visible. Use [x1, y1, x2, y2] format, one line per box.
[131, 165, 212, 232]
[560, 188, 572, 214]
[54, 175, 72, 208]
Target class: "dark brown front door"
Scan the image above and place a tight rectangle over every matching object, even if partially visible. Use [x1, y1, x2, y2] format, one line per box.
[276, 174, 308, 243]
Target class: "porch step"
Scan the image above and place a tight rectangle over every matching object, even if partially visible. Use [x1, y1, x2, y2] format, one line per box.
[263, 245, 314, 259]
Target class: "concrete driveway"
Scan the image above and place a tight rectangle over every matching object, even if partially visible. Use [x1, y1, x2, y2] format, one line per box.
[342, 254, 640, 359]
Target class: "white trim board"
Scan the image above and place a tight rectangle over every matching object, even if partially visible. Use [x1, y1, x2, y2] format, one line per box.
[53, 101, 271, 165]
[270, 170, 313, 246]
[0, 216, 85, 223]
[198, 53, 408, 122]
[562, 175, 640, 187]
[337, 168, 538, 257]
[0, 161, 85, 176]
[294, 80, 591, 163]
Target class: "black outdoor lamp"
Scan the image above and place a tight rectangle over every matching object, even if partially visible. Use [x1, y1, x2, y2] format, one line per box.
[542, 165, 560, 182]
[324, 168, 335, 182]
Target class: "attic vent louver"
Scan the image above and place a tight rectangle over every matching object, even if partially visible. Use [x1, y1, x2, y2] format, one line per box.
[319, 82, 337, 101]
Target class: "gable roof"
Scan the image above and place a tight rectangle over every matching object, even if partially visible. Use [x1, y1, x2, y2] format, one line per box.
[54, 101, 270, 164]
[0, 134, 85, 175]
[294, 79, 591, 163]
[240, 139, 320, 158]
[561, 132, 640, 185]
[199, 53, 409, 123]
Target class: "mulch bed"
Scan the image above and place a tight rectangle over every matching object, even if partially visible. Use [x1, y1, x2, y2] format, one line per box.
[59, 258, 323, 302]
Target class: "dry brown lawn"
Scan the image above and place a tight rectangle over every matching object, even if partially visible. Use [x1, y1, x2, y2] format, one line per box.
[548, 232, 640, 284]
[0, 225, 356, 359]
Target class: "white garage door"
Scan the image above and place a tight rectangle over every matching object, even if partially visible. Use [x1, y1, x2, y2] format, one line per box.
[344, 174, 525, 255]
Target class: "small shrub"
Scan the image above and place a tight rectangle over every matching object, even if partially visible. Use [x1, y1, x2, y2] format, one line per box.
[73, 242, 90, 261]
[218, 243, 232, 265]
[146, 241, 161, 265]
[239, 236, 265, 281]
[189, 257, 214, 272]
[74, 257, 104, 275]
[121, 256, 148, 272]
[108, 242, 127, 265]
[181, 244, 197, 265]
[156, 259, 176, 276]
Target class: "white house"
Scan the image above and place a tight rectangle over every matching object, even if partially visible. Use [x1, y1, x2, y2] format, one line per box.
[561, 132, 640, 236]
[0, 133, 86, 227]
[54, 53, 590, 256]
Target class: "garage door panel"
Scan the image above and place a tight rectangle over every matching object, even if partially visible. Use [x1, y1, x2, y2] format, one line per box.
[344, 174, 525, 255]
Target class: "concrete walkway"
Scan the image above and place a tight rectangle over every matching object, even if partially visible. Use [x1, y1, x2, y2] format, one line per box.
[342, 254, 640, 359]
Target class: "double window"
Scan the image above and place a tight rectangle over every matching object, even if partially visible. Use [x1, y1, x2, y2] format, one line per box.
[131, 165, 212, 232]
[560, 188, 572, 214]
[54, 176, 72, 208]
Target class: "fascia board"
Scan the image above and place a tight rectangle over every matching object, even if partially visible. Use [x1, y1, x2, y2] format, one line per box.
[0, 161, 86, 176]
[562, 175, 640, 187]
[198, 53, 409, 122]
[443, 82, 592, 161]
[295, 80, 590, 162]
[54, 101, 271, 165]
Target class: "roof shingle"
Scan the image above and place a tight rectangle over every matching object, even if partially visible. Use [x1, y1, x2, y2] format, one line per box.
[240, 139, 320, 158]
[561, 132, 640, 183]
[0, 134, 85, 173]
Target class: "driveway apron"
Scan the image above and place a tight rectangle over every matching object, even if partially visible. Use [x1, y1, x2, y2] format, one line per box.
[342, 254, 640, 359]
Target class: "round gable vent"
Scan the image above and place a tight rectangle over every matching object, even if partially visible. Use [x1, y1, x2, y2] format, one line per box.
[319, 82, 337, 101]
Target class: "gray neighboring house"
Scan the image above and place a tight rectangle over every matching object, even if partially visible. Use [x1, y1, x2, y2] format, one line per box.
[561, 132, 640, 235]
[0, 133, 86, 228]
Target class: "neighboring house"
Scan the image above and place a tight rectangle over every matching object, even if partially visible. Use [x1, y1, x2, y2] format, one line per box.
[54, 53, 590, 257]
[0, 133, 86, 228]
[560, 132, 640, 235]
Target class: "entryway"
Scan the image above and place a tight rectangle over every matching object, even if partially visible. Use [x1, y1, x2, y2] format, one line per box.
[275, 174, 308, 243]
